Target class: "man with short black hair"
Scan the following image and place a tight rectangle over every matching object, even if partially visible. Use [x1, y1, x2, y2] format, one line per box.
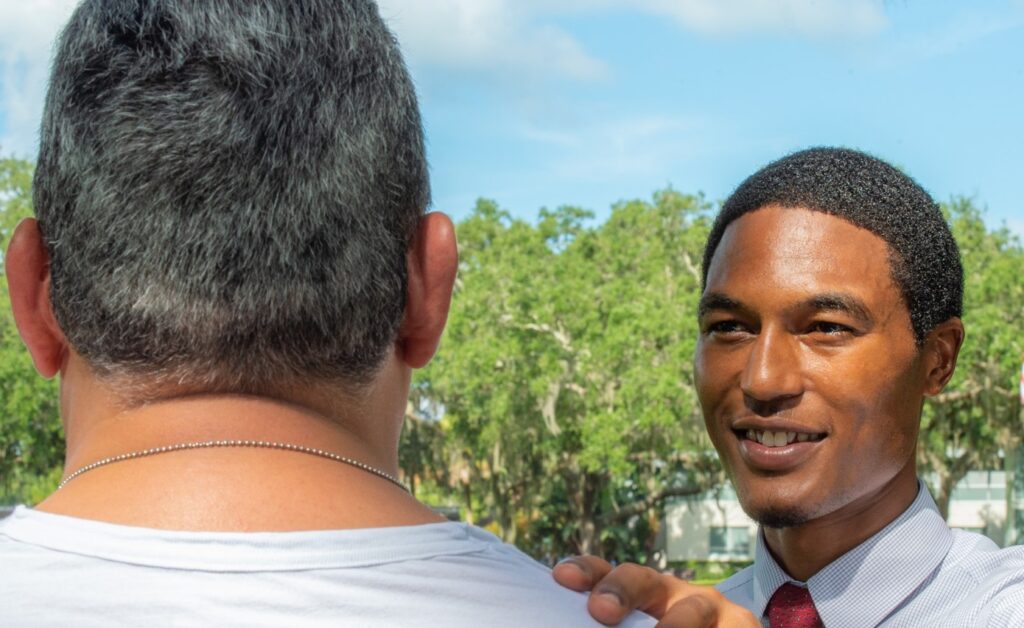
[557, 148, 1024, 626]
[0, 1, 656, 625]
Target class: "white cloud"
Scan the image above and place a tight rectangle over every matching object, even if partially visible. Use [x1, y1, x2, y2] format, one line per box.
[377, 0, 608, 82]
[636, 0, 888, 38]
[0, 0, 609, 159]
[519, 0, 888, 38]
[0, 0, 78, 157]
[520, 114, 706, 181]
[882, 12, 1024, 63]
[375, 0, 888, 88]
[1006, 218, 1024, 240]
[0, 0, 892, 159]
[377, 0, 888, 88]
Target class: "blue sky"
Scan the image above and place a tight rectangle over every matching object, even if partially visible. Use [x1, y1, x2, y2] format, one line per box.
[2, 0, 1023, 235]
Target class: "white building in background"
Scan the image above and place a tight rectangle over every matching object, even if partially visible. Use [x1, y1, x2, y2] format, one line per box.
[662, 470, 1018, 562]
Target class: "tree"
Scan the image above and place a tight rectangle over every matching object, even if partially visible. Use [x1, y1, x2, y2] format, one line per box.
[5, 145, 1020, 554]
[918, 198, 1024, 519]
[415, 190, 726, 562]
[0, 156, 63, 504]
[408, 192, 1024, 560]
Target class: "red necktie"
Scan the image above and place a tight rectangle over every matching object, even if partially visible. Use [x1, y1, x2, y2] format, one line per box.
[766, 583, 823, 628]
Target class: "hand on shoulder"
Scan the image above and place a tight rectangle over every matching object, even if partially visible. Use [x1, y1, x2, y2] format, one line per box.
[553, 555, 759, 627]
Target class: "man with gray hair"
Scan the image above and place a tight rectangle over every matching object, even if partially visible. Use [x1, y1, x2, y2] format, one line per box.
[0, 1, 663, 625]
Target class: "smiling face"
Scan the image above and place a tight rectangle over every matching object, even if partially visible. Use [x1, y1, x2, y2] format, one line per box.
[696, 206, 928, 528]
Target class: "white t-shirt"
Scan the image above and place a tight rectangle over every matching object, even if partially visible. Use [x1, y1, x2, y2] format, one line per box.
[0, 507, 654, 627]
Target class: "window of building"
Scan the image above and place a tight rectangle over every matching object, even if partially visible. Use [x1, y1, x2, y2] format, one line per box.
[709, 526, 750, 559]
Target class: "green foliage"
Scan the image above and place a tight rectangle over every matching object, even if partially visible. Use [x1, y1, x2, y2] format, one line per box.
[405, 192, 1024, 561]
[0, 156, 63, 504]
[918, 197, 1024, 517]
[666, 559, 752, 585]
[1, 145, 1020, 563]
[407, 190, 725, 561]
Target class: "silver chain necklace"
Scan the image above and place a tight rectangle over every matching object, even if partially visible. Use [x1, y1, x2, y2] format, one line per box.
[58, 439, 408, 492]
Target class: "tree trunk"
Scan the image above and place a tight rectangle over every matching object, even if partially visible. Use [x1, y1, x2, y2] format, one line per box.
[462, 480, 474, 525]
[568, 470, 604, 556]
[935, 470, 955, 521]
[578, 517, 598, 555]
[1006, 436, 1020, 547]
[934, 462, 971, 522]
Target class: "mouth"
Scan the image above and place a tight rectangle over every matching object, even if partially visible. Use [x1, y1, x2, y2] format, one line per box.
[735, 429, 826, 447]
[731, 426, 828, 472]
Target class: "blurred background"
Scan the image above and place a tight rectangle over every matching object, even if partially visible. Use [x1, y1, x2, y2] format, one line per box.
[1, 0, 1022, 581]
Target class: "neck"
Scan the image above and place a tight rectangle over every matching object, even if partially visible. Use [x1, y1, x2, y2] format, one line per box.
[37, 353, 443, 531]
[762, 466, 920, 581]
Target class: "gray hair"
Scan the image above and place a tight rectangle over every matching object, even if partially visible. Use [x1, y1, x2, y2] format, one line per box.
[34, 0, 428, 394]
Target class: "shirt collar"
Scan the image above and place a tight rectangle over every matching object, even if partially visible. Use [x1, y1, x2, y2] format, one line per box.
[749, 481, 953, 628]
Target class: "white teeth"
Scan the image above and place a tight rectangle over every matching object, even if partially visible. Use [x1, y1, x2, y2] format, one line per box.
[746, 430, 820, 447]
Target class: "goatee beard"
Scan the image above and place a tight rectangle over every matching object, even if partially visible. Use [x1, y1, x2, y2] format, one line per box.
[755, 507, 811, 529]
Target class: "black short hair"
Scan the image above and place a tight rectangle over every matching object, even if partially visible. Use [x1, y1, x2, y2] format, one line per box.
[702, 147, 962, 344]
[34, 0, 428, 394]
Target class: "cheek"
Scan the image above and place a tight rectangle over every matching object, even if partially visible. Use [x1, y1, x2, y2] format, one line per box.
[808, 331, 920, 396]
[809, 347, 922, 458]
[693, 345, 713, 411]
[694, 352, 734, 454]
[694, 343, 740, 403]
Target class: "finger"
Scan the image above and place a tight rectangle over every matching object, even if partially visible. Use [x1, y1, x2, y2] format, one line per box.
[655, 595, 716, 628]
[552, 556, 614, 592]
[587, 563, 668, 625]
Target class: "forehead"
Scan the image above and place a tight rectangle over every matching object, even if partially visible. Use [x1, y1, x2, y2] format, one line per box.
[705, 206, 900, 307]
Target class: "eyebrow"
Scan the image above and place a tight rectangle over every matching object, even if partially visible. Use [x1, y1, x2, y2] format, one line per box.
[804, 292, 872, 324]
[697, 291, 872, 324]
[698, 292, 745, 319]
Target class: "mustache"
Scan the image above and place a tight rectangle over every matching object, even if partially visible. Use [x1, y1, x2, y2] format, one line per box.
[744, 394, 802, 417]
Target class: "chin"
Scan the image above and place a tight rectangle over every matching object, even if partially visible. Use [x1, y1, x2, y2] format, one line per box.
[752, 507, 812, 529]
[737, 488, 816, 529]
[731, 470, 839, 530]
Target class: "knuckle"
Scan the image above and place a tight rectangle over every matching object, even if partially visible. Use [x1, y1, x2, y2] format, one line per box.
[657, 596, 717, 628]
[617, 563, 658, 583]
[691, 595, 717, 620]
[593, 563, 659, 609]
[556, 557, 591, 576]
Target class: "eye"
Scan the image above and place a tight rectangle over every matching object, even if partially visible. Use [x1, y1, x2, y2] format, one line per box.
[705, 320, 751, 337]
[807, 321, 852, 336]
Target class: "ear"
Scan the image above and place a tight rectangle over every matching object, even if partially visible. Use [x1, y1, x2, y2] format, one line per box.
[922, 317, 964, 396]
[6, 218, 68, 378]
[397, 212, 458, 369]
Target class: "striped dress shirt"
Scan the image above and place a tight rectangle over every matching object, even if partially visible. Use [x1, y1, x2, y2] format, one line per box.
[716, 481, 1024, 627]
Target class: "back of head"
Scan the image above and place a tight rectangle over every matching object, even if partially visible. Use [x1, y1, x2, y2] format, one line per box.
[702, 147, 963, 344]
[34, 0, 428, 395]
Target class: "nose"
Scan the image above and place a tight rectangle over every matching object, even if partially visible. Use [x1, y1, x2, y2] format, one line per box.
[740, 325, 803, 412]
